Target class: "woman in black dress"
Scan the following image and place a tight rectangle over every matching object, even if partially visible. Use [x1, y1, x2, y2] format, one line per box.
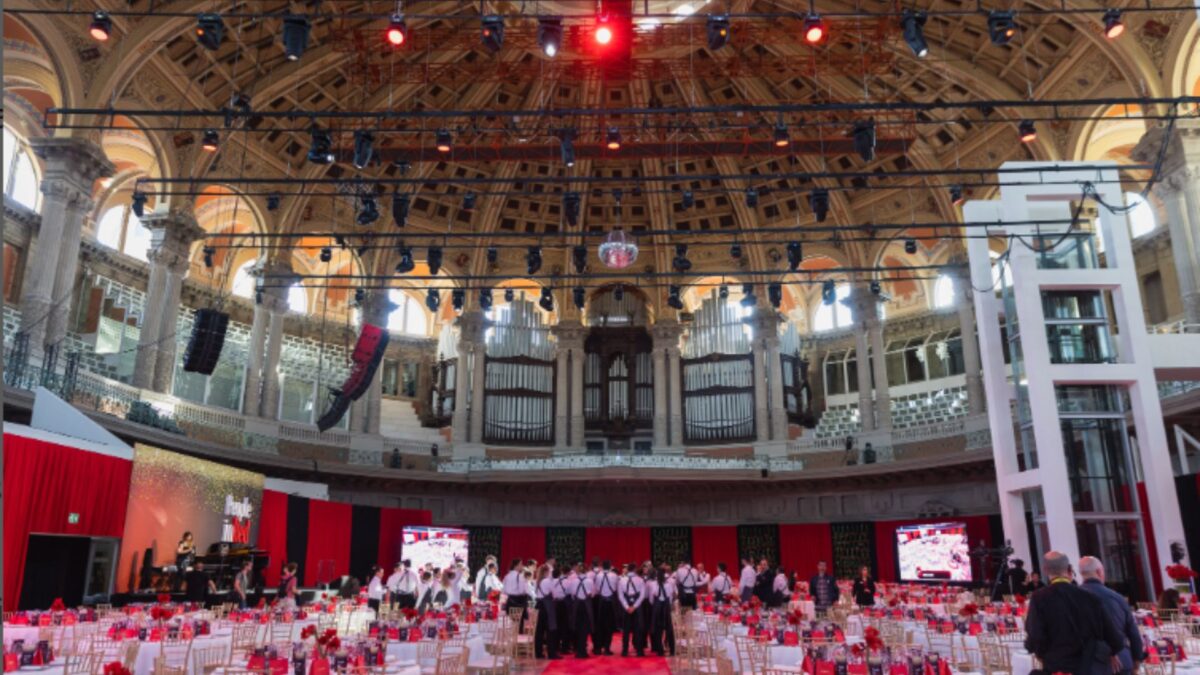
[852, 566, 877, 607]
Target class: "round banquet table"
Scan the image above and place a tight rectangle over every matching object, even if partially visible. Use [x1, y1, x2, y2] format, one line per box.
[2, 626, 42, 649]
[787, 600, 817, 620]
[385, 635, 489, 670]
[133, 634, 232, 675]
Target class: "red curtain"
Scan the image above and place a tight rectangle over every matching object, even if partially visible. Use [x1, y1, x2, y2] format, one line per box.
[258, 490, 289, 587]
[874, 516, 993, 583]
[585, 527, 650, 566]
[3, 434, 133, 611]
[501, 527, 546, 566]
[304, 500, 352, 586]
[779, 524, 833, 577]
[692, 526, 739, 575]
[1136, 483, 1163, 597]
[377, 508, 433, 569]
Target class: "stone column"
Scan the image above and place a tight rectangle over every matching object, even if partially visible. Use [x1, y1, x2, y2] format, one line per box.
[952, 266, 985, 415]
[359, 293, 397, 435]
[862, 296, 892, 430]
[450, 311, 483, 443]
[19, 138, 114, 355]
[755, 311, 789, 441]
[668, 344, 684, 448]
[242, 303, 270, 415]
[132, 211, 204, 392]
[651, 321, 682, 448]
[469, 340, 488, 443]
[553, 345, 569, 448]
[257, 260, 297, 420]
[568, 336, 586, 449]
[651, 340, 669, 449]
[551, 320, 586, 450]
[1133, 119, 1200, 323]
[847, 288, 876, 431]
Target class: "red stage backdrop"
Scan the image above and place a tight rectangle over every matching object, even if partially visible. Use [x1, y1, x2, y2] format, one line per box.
[257, 490, 290, 586]
[691, 526, 739, 575]
[378, 508, 434, 570]
[780, 523, 835, 577]
[119, 444, 264, 592]
[501, 527, 546, 567]
[586, 527, 651, 567]
[3, 432, 133, 611]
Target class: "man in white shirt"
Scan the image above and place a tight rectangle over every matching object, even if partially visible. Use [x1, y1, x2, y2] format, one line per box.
[673, 562, 699, 610]
[772, 568, 791, 608]
[710, 562, 734, 602]
[474, 555, 497, 599]
[694, 563, 711, 595]
[475, 562, 501, 599]
[366, 566, 386, 612]
[502, 558, 529, 610]
[739, 558, 757, 603]
[618, 564, 647, 657]
[387, 560, 418, 609]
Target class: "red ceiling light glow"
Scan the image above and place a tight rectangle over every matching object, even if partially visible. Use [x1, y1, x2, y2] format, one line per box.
[385, 14, 407, 46]
[595, 19, 614, 45]
[803, 14, 825, 44]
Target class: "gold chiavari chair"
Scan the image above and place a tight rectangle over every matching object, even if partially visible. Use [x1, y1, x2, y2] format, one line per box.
[466, 625, 513, 674]
[433, 648, 468, 675]
[926, 628, 955, 658]
[119, 640, 141, 672]
[191, 645, 228, 675]
[268, 621, 294, 643]
[415, 639, 443, 674]
[154, 655, 188, 675]
[230, 623, 258, 654]
[733, 635, 767, 674]
[685, 625, 725, 675]
[512, 608, 537, 661]
[1143, 654, 1177, 675]
[64, 652, 101, 675]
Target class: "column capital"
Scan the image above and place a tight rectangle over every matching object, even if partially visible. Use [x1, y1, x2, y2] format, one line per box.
[30, 137, 114, 188]
[846, 285, 883, 323]
[143, 210, 205, 274]
[250, 258, 297, 307]
[551, 320, 586, 347]
[1133, 118, 1200, 179]
[650, 319, 683, 346]
[751, 309, 785, 344]
[455, 310, 489, 343]
[361, 291, 399, 326]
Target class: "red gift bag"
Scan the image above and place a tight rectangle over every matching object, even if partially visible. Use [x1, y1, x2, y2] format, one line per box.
[38, 615, 52, 627]
[269, 659, 288, 675]
[63, 614, 77, 626]
[939, 622, 954, 634]
[914, 609, 925, 620]
[849, 664, 868, 675]
[310, 658, 331, 675]
[149, 629, 164, 642]
[817, 661, 836, 675]
[387, 628, 400, 640]
[408, 628, 422, 642]
[968, 623, 982, 636]
[812, 630, 826, 640]
[890, 664, 909, 675]
[123, 629, 138, 640]
[4, 654, 18, 672]
[247, 656, 265, 671]
[834, 628, 846, 643]
[784, 631, 799, 646]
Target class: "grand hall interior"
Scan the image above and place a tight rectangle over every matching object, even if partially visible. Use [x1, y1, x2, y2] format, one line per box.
[3, 0, 1200, 674]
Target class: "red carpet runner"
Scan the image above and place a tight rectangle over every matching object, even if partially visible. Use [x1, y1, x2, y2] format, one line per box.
[536, 635, 672, 674]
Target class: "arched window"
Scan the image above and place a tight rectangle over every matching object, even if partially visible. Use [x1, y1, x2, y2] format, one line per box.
[1125, 192, 1156, 238]
[231, 260, 257, 299]
[812, 283, 852, 332]
[94, 203, 152, 262]
[287, 285, 308, 314]
[3, 127, 40, 211]
[387, 289, 430, 335]
[933, 275, 956, 309]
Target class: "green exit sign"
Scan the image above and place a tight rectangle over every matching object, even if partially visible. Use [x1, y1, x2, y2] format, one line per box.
[67, 513, 80, 524]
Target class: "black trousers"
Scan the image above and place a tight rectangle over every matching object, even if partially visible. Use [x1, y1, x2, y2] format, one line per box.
[620, 605, 645, 656]
[649, 600, 675, 656]
[556, 599, 572, 654]
[569, 599, 593, 658]
[638, 602, 652, 650]
[679, 591, 697, 609]
[592, 597, 616, 654]
[394, 593, 416, 609]
[367, 598, 381, 612]
[504, 595, 529, 634]
[533, 598, 558, 658]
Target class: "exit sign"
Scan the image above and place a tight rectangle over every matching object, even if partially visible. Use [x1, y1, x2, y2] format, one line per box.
[67, 513, 80, 524]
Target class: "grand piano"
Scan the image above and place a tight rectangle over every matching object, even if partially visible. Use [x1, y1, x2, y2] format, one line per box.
[136, 541, 270, 594]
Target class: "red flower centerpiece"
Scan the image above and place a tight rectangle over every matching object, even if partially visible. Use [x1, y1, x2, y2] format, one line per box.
[156, 593, 171, 605]
[864, 626, 884, 651]
[959, 603, 979, 618]
[49, 598, 66, 612]
[487, 590, 501, 604]
[1166, 564, 1198, 581]
[104, 662, 132, 675]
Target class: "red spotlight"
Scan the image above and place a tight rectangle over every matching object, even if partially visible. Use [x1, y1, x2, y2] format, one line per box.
[804, 14, 825, 44]
[385, 14, 407, 46]
[595, 21, 614, 45]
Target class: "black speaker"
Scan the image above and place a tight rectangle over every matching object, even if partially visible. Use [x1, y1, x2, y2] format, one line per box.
[316, 393, 352, 432]
[182, 308, 229, 375]
[341, 324, 389, 401]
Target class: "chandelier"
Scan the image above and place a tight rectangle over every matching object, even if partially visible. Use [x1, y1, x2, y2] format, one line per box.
[598, 228, 639, 269]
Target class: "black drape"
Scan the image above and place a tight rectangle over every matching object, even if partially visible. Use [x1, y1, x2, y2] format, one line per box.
[286, 495, 310, 579]
[1175, 475, 1200, 570]
[349, 504, 382, 581]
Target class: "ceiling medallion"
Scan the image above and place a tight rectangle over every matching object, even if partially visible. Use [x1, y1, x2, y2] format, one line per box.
[598, 228, 638, 269]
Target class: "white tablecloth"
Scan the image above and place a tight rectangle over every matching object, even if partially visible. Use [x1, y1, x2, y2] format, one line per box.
[2, 626, 42, 648]
[133, 635, 232, 675]
[788, 600, 817, 620]
[385, 636, 488, 668]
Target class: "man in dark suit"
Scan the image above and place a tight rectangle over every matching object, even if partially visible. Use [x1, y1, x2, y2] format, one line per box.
[1024, 552, 1125, 675]
[1079, 556, 1145, 675]
[809, 561, 839, 615]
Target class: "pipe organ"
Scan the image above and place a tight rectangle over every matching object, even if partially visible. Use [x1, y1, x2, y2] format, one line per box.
[583, 288, 653, 441]
[779, 322, 814, 426]
[482, 297, 556, 444]
[429, 324, 458, 425]
[680, 292, 756, 443]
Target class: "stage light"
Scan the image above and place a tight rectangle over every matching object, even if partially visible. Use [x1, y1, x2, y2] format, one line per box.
[573, 286, 586, 309]
[719, 285, 729, 300]
[822, 280, 836, 305]
[203, 246, 215, 268]
[768, 283, 783, 308]
[426, 289, 440, 312]
[435, 129, 453, 153]
[462, 192, 476, 210]
[787, 241, 802, 271]
[201, 129, 220, 152]
[486, 247, 499, 265]
[1019, 119, 1037, 143]
[352, 130, 375, 169]
[481, 16, 505, 52]
[427, 246, 443, 275]
[335, 235, 347, 249]
[706, 15, 730, 50]
[392, 193, 411, 227]
[539, 287, 554, 312]
[667, 285, 684, 310]
[319, 247, 332, 263]
[572, 245, 587, 274]
[595, 19, 614, 45]
[901, 10, 928, 58]
[395, 246, 415, 274]
[131, 190, 147, 218]
[560, 136, 576, 167]
[730, 243, 742, 259]
[386, 14, 408, 46]
[740, 283, 757, 307]
[745, 188, 759, 209]
[904, 238, 917, 255]
[89, 12, 112, 41]
[267, 193, 281, 211]
[504, 288, 515, 302]
[870, 280, 882, 296]
[307, 127, 335, 164]
[358, 196, 380, 225]
[452, 289, 465, 311]
[853, 120, 876, 161]
[563, 192, 581, 226]
[605, 127, 621, 151]
[803, 14, 825, 44]
[682, 190, 695, 209]
[987, 11, 1017, 45]
[479, 288, 494, 311]
[283, 15, 311, 61]
[538, 18, 563, 57]
[774, 123, 790, 147]
[810, 189, 830, 222]
[196, 13, 225, 51]
[950, 185, 965, 206]
[354, 288, 366, 306]
[672, 244, 692, 272]
[614, 286, 624, 301]
[1103, 9, 1124, 39]
[526, 246, 543, 275]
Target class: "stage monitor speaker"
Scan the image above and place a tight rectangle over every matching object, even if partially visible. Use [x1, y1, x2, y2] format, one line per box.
[182, 308, 229, 375]
[340, 323, 390, 401]
[316, 393, 352, 432]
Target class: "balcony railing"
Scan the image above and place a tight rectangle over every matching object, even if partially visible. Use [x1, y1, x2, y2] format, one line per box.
[436, 453, 807, 474]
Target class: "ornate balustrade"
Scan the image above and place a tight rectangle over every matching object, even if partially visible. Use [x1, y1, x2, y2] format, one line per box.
[436, 453, 807, 474]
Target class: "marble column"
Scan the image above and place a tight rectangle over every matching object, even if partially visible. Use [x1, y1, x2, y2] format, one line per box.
[651, 342, 669, 449]
[131, 211, 204, 392]
[242, 303, 270, 415]
[450, 311, 484, 443]
[651, 321, 682, 448]
[668, 344, 684, 448]
[257, 260, 297, 420]
[568, 337, 585, 449]
[469, 340, 488, 443]
[863, 298, 892, 430]
[849, 287, 886, 431]
[553, 339, 570, 448]
[19, 138, 114, 356]
[552, 320, 586, 450]
[952, 267, 985, 415]
[1133, 119, 1200, 323]
[755, 311, 789, 441]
